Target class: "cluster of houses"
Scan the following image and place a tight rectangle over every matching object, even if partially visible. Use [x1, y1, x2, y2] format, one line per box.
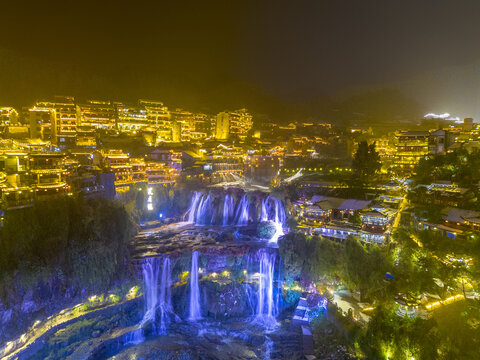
[294, 194, 399, 244]
[295, 176, 480, 245]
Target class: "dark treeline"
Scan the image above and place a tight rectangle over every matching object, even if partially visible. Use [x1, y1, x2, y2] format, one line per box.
[279, 231, 480, 359]
[0, 196, 137, 300]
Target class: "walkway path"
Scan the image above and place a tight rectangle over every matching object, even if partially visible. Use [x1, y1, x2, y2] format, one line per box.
[290, 296, 317, 359]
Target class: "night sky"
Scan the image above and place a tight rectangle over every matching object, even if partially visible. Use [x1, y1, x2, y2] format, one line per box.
[1, 0, 480, 121]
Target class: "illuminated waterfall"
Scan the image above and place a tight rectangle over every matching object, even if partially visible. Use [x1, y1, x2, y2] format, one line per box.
[186, 191, 286, 233]
[222, 194, 234, 225]
[260, 196, 286, 244]
[261, 196, 270, 222]
[272, 197, 286, 225]
[126, 257, 161, 344]
[142, 257, 161, 333]
[126, 256, 176, 344]
[234, 194, 250, 226]
[196, 194, 213, 225]
[158, 257, 174, 333]
[186, 191, 202, 223]
[269, 197, 285, 243]
[255, 249, 277, 329]
[188, 251, 202, 321]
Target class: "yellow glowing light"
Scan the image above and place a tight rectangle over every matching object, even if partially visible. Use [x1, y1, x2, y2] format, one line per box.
[129, 286, 137, 294]
[179, 271, 190, 282]
[5, 341, 14, 352]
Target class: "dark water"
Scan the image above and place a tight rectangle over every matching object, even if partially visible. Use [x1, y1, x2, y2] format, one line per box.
[104, 318, 302, 360]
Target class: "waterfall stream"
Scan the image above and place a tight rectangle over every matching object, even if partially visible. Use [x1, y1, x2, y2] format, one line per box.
[234, 193, 250, 226]
[185, 190, 286, 243]
[188, 250, 202, 321]
[255, 249, 278, 329]
[222, 194, 234, 225]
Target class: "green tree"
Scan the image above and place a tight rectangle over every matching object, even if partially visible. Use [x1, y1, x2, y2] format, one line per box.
[342, 236, 390, 301]
[0, 197, 137, 300]
[351, 141, 381, 187]
[359, 304, 439, 360]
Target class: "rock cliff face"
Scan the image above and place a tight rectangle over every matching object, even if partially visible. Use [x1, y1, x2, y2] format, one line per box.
[0, 270, 136, 343]
[134, 247, 299, 322]
[2, 236, 306, 350]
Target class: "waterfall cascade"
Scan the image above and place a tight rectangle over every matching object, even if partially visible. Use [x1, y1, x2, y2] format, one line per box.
[234, 194, 250, 226]
[187, 192, 202, 223]
[158, 257, 176, 333]
[126, 257, 161, 344]
[222, 194, 234, 226]
[188, 250, 202, 321]
[142, 257, 161, 333]
[260, 196, 270, 222]
[186, 192, 217, 225]
[127, 256, 176, 344]
[260, 196, 286, 243]
[255, 249, 278, 329]
[272, 197, 286, 225]
[185, 191, 286, 240]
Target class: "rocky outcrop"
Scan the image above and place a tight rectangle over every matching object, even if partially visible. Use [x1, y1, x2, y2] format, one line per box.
[257, 221, 277, 239]
[0, 271, 136, 344]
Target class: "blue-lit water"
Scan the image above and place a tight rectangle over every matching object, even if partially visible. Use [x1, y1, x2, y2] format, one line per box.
[188, 250, 202, 321]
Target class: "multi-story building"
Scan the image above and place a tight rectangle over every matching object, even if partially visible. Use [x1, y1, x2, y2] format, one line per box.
[131, 158, 147, 183]
[94, 150, 132, 192]
[145, 161, 179, 185]
[116, 103, 148, 131]
[170, 109, 193, 142]
[76, 100, 116, 129]
[229, 108, 253, 138]
[206, 144, 245, 183]
[156, 128, 174, 143]
[171, 121, 182, 143]
[75, 125, 97, 148]
[245, 155, 281, 184]
[429, 129, 454, 155]
[188, 113, 211, 141]
[0, 151, 32, 208]
[29, 153, 68, 198]
[215, 112, 230, 140]
[463, 117, 474, 131]
[29, 106, 53, 141]
[14, 139, 53, 153]
[116, 100, 173, 134]
[34, 96, 78, 149]
[394, 131, 430, 171]
[139, 99, 170, 128]
[374, 137, 395, 159]
[0, 107, 18, 125]
[170, 108, 210, 142]
[147, 149, 182, 172]
[193, 113, 214, 138]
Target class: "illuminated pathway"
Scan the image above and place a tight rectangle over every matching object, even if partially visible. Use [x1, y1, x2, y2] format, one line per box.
[425, 294, 465, 311]
[392, 194, 408, 230]
[1, 290, 142, 360]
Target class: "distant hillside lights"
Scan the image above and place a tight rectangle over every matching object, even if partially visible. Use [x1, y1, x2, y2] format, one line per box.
[20, 97, 253, 146]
